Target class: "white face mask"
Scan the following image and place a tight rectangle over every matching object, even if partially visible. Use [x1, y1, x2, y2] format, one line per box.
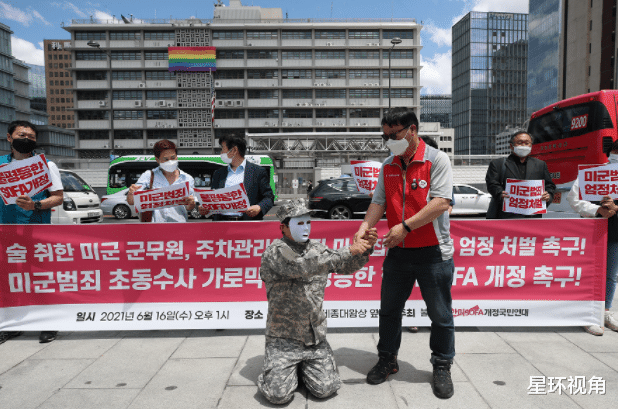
[513, 146, 531, 158]
[159, 159, 178, 172]
[386, 137, 409, 156]
[221, 151, 234, 164]
[609, 153, 618, 164]
[288, 214, 311, 243]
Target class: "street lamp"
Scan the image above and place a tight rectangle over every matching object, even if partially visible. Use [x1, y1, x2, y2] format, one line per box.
[387, 37, 402, 111]
[87, 40, 115, 159]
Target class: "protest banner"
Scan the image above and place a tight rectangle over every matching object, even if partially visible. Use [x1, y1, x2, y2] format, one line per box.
[195, 184, 250, 214]
[350, 160, 382, 194]
[0, 154, 51, 205]
[0, 219, 606, 331]
[503, 179, 546, 215]
[578, 163, 618, 201]
[132, 181, 191, 213]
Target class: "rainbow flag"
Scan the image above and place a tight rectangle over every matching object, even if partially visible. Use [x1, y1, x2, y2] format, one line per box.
[168, 47, 216, 72]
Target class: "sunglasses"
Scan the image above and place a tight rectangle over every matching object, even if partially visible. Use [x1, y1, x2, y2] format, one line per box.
[381, 125, 411, 141]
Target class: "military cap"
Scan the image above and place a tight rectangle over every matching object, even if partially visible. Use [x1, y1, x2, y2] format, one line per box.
[276, 198, 311, 222]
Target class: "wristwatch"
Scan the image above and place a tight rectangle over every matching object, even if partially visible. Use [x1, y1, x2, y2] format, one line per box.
[34, 201, 42, 211]
[402, 221, 411, 232]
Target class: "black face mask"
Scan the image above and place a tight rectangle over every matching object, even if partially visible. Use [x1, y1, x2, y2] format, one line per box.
[11, 138, 37, 154]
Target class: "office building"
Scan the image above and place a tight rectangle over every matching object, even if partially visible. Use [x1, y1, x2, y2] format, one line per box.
[420, 94, 451, 128]
[63, 0, 421, 169]
[452, 11, 528, 155]
[44, 40, 74, 129]
[28, 63, 47, 112]
[0, 22, 15, 153]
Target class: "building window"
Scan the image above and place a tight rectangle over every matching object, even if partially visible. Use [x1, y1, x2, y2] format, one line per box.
[111, 51, 142, 60]
[217, 110, 245, 119]
[78, 110, 109, 120]
[315, 50, 345, 59]
[147, 130, 176, 139]
[315, 69, 346, 79]
[383, 89, 414, 98]
[316, 109, 345, 118]
[349, 69, 380, 78]
[75, 32, 106, 40]
[217, 50, 245, 59]
[112, 71, 142, 80]
[315, 89, 346, 98]
[281, 31, 312, 39]
[212, 31, 244, 40]
[248, 90, 278, 99]
[282, 51, 312, 60]
[248, 109, 279, 118]
[282, 69, 311, 79]
[350, 50, 380, 59]
[145, 71, 175, 80]
[75, 51, 106, 61]
[80, 130, 109, 139]
[383, 30, 414, 39]
[246, 31, 278, 39]
[349, 30, 379, 39]
[382, 69, 413, 78]
[283, 109, 312, 118]
[113, 110, 143, 119]
[246, 70, 277, 79]
[113, 90, 143, 100]
[145, 52, 168, 60]
[146, 90, 176, 99]
[350, 108, 380, 118]
[146, 110, 177, 119]
[110, 31, 141, 40]
[349, 89, 379, 98]
[315, 30, 345, 39]
[218, 90, 245, 99]
[144, 31, 175, 40]
[114, 130, 142, 139]
[282, 89, 312, 99]
[384, 50, 414, 59]
[216, 70, 246, 79]
[247, 50, 277, 59]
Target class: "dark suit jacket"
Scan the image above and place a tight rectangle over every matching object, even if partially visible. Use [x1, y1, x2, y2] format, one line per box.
[211, 160, 275, 220]
[485, 154, 556, 219]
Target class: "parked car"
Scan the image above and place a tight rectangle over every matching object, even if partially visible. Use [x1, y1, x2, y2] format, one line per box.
[308, 177, 371, 219]
[101, 190, 203, 219]
[451, 184, 491, 215]
[51, 170, 103, 224]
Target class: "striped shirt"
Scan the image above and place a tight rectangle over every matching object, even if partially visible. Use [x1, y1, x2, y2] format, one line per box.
[136, 167, 195, 223]
[222, 158, 246, 217]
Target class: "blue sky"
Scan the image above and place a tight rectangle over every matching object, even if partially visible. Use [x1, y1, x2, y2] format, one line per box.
[1, 0, 529, 94]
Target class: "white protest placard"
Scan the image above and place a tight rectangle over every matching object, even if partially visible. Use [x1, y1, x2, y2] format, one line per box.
[577, 163, 618, 201]
[0, 154, 52, 205]
[133, 181, 191, 213]
[503, 178, 546, 216]
[350, 160, 382, 194]
[195, 183, 250, 214]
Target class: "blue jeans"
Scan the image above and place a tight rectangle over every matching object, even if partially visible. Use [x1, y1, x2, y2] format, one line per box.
[607, 241, 618, 309]
[377, 246, 455, 361]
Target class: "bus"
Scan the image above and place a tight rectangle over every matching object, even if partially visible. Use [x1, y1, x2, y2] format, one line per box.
[528, 90, 618, 210]
[107, 155, 277, 198]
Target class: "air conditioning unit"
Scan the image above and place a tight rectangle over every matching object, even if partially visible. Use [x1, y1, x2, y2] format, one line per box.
[356, 123, 361, 126]
[271, 123, 277, 127]
[264, 124, 270, 127]
[364, 83, 368, 87]
[214, 124, 220, 128]
[314, 83, 319, 86]
[326, 42, 333, 46]
[303, 103, 309, 106]
[98, 101, 106, 107]
[317, 122, 324, 126]
[236, 100, 243, 106]
[362, 123, 367, 126]
[134, 100, 142, 107]
[297, 103, 302, 106]
[327, 83, 332, 86]
[225, 100, 233, 106]
[168, 124, 173, 128]
[167, 102, 174, 107]
[149, 142, 155, 147]
[158, 100, 166, 107]
[374, 83, 379, 86]
[102, 144, 108, 148]
[217, 101, 224, 106]
[367, 43, 372, 46]
[296, 124, 301, 127]
[214, 81, 221, 87]
[351, 102, 356, 105]
[138, 83, 146, 88]
[282, 122, 289, 126]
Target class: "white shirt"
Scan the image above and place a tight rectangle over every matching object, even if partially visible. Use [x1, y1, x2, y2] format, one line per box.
[222, 158, 246, 217]
[136, 167, 195, 223]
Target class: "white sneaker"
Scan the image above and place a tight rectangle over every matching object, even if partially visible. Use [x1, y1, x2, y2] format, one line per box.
[584, 325, 604, 336]
[605, 311, 618, 332]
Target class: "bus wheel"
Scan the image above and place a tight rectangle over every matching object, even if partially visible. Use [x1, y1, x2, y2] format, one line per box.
[113, 204, 131, 219]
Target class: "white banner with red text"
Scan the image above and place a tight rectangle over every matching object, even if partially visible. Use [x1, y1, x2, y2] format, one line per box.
[195, 184, 249, 214]
[133, 181, 191, 213]
[503, 179, 546, 215]
[0, 154, 52, 205]
[0, 219, 606, 330]
[350, 160, 382, 194]
[578, 163, 618, 201]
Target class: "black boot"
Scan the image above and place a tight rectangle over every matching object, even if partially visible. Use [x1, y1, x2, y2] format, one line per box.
[366, 351, 398, 385]
[431, 357, 454, 399]
[39, 331, 58, 344]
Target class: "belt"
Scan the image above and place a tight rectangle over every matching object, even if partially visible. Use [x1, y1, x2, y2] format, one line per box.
[219, 215, 243, 221]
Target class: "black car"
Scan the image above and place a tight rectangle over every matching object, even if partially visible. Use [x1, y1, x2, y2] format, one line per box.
[308, 177, 372, 219]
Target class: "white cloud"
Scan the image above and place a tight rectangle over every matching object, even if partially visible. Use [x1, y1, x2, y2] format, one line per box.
[423, 24, 451, 47]
[0, 2, 52, 27]
[51, 1, 88, 18]
[11, 36, 45, 66]
[471, 0, 528, 14]
[38, 41, 43, 48]
[30, 9, 52, 26]
[420, 50, 452, 95]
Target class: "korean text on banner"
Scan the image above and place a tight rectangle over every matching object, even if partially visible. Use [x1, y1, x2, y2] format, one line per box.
[578, 163, 618, 201]
[350, 160, 382, 194]
[195, 183, 249, 214]
[503, 178, 546, 215]
[0, 154, 52, 205]
[133, 181, 190, 213]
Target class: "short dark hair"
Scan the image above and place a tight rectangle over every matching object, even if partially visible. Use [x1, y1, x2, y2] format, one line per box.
[509, 130, 534, 145]
[420, 135, 438, 149]
[219, 134, 247, 157]
[153, 139, 177, 158]
[8, 120, 38, 138]
[281, 217, 291, 226]
[381, 107, 419, 131]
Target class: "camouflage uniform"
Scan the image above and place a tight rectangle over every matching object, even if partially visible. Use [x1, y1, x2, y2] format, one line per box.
[257, 199, 372, 404]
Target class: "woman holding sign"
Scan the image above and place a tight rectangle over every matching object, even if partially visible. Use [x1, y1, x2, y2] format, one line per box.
[127, 140, 195, 223]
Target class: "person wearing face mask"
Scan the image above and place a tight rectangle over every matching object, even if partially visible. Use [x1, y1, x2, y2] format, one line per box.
[567, 141, 618, 337]
[0, 121, 64, 346]
[257, 199, 377, 404]
[208, 134, 274, 221]
[127, 139, 195, 223]
[485, 130, 556, 219]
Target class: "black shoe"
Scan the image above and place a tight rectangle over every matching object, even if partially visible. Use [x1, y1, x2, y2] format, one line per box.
[366, 351, 398, 385]
[431, 357, 454, 399]
[0, 331, 23, 345]
[39, 331, 58, 344]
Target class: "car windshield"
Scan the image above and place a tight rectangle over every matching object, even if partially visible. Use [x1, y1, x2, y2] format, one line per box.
[61, 171, 93, 193]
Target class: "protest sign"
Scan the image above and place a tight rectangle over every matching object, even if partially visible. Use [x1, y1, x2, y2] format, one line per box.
[578, 163, 618, 201]
[350, 160, 382, 193]
[0, 154, 51, 205]
[195, 183, 250, 214]
[132, 181, 191, 213]
[503, 178, 546, 215]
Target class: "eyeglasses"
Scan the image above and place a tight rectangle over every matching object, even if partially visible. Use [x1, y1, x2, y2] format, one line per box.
[381, 125, 411, 141]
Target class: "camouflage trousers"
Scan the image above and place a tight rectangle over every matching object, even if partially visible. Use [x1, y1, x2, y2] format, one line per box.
[257, 336, 341, 404]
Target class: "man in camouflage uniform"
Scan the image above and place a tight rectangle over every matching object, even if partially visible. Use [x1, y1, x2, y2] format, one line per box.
[257, 198, 377, 404]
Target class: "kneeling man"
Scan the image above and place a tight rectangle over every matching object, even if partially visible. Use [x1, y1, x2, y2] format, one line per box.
[257, 199, 377, 404]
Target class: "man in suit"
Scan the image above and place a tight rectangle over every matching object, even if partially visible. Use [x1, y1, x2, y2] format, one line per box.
[210, 134, 274, 221]
[485, 130, 556, 219]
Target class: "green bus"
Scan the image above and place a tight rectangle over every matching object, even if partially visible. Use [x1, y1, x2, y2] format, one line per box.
[107, 155, 277, 199]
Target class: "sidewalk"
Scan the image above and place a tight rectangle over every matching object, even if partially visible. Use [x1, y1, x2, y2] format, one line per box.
[1, 318, 617, 409]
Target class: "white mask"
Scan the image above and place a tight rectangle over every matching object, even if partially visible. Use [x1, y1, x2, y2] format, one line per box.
[513, 146, 531, 158]
[609, 153, 618, 164]
[221, 151, 234, 164]
[159, 159, 178, 172]
[386, 137, 409, 156]
[288, 214, 311, 243]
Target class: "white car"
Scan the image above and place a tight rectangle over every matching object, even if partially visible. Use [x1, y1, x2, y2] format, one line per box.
[451, 184, 492, 216]
[101, 190, 203, 219]
[51, 170, 104, 224]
